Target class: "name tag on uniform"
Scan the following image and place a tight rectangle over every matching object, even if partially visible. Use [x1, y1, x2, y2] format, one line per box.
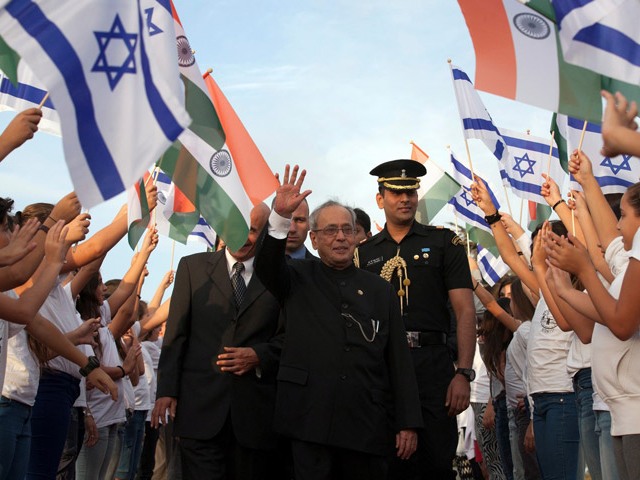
[366, 256, 383, 267]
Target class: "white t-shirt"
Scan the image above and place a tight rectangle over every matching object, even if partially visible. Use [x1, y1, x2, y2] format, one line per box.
[3, 329, 39, 406]
[134, 344, 153, 412]
[470, 341, 491, 404]
[505, 321, 530, 409]
[142, 340, 161, 371]
[39, 278, 92, 378]
[591, 229, 640, 435]
[87, 327, 126, 429]
[526, 296, 574, 395]
[0, 290, 25, 390]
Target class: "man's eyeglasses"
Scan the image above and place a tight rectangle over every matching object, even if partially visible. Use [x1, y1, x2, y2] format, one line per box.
[312, 226, 355, 237]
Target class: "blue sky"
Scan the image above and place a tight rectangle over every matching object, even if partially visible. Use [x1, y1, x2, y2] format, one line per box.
[0, 1, 557, 299]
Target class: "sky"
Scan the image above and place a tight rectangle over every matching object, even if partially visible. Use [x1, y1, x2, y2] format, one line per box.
[0, 0, 559, 300]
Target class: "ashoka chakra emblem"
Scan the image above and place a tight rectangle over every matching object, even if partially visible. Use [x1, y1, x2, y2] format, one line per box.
[176, 35, 195, 67]
[157, 191, 167, 205]
[210, 150, 232, 177]
[513, 13, 550, 39]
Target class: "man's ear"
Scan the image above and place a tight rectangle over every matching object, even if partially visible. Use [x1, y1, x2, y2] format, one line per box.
[310, 231, 319, 251]
[376, 192, 384, 210]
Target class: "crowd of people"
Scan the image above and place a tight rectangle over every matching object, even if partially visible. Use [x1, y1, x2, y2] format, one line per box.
[0, 89, 639, 480]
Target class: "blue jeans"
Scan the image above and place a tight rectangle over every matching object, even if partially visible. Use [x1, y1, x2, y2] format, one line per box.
[594, 411, 620, 480]
[115, 409, 147, 479]
[76, 423, 120, 480]
[494, 394, 514, 480]
[531, 392, 579, 480]
[27, 370, 80, 480]
[573, 368, 601, 480]
[0, 395, 32, 480]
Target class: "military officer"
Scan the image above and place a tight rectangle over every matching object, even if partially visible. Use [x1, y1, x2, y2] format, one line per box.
[356, 159, 476, 480]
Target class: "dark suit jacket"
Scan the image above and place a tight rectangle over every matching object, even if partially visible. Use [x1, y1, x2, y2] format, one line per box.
[256, 234, 423, 456]
[156, 250, 282, 449]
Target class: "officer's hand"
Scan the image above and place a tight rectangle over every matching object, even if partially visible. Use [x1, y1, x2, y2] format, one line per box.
[445, 374, 470, 416]
[395, 429, 417, 460]
[217, 346, 260, 376]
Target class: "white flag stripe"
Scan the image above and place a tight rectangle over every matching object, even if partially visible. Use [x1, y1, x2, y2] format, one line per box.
[0, 0, 190, 207]
[555, 0, 640, 85]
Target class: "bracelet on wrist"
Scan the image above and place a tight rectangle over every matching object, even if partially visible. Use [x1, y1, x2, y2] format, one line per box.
[117, 365, 126, 378]
[551, 199, 566, 211]
[48, 215, 59, 223]
[38, 224, 50, 234]
[484, 211, 502, 226]
[473, 282, 480, 291]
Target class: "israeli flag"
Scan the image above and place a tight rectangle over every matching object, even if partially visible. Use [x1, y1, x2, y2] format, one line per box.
[556, 114, 640, 194]
[188, 216, 217, 250]
[451, 65, 510, 168]
[554, 0, 640, 85]
[477, 244, 510, 287]
[448, 150, 500, 233]
[0, 0, 191, 208]
[499, 128, 567, 205]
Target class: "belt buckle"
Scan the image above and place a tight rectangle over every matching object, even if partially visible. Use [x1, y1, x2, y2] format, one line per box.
[406, 331, 421, 348]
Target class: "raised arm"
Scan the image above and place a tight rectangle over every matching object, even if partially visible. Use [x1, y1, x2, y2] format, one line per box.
[540, 173, 585, 244]
[600, 90, 640, 158]
[0, 107, 42, 162]
[471, 176, 538, 293]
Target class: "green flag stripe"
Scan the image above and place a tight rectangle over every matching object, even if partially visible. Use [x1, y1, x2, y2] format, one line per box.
[181, 73, 226, 151]
[418, 172, 461, 224]
[167, 210, 200, 242]
[0, 36, 19, 86]
[161, 141, 249, 251]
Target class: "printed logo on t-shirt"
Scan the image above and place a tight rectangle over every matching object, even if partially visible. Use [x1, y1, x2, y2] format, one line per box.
[540, 309, 557, 332]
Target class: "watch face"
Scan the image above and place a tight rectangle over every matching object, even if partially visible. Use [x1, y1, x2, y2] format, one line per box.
[468, 369, 476, 381]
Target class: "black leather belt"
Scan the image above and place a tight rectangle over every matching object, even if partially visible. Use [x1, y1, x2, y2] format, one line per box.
[406, 331, 447, 348]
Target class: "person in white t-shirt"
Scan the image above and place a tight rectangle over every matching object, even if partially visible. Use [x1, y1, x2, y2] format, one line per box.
[547, 181, 640, 480]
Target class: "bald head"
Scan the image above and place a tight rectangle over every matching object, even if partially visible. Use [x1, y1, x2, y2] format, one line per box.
[228, 203, 270, 262]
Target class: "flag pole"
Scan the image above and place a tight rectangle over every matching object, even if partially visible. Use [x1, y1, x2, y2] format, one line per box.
[569, 120, 589, 236]
[37, 92, 49, 109]
[448, 59, 476, 179]
[546, 131, 556, 177]
[519, 197, 525, 226]
[170, 240, 176, 272]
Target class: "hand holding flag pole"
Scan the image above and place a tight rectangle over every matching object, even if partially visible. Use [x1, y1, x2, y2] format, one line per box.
[569, 121, 589, 236]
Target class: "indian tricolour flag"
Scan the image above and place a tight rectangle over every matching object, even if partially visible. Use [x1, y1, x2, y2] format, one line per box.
[458, 0, 603, 123]
[154, 170, 200, 244]
[127, 176, 151, 249]
[161, 1, 278, 251]
[411, 142, 460, 224]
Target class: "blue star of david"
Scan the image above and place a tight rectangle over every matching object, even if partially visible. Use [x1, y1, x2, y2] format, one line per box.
[145, 7, 163, 36]
[460, 188, 476, 208]
[600, 155, 632, 175]
[512, 152, 536, 178]
[92, 15, 138, 90]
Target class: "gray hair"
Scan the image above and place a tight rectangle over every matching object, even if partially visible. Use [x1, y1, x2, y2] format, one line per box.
[309, 200, 356, 230]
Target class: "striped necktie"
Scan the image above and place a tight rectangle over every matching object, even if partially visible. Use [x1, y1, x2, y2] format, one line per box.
[231, 262, 246, 307]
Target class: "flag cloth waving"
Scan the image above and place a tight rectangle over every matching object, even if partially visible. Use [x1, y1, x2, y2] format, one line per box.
[160, 1, 278, 251]
[411, 142, 460, 224]
[457, 0, 603, 123]
[498, 128, 566, 204]
[553, 114, 640, 195]
[154, 169, 200, 244]
[0, 0, 191, 208]
[448, 150, 500, 233]
[477, 244, 510, 286]
[552, 0, 640, 86]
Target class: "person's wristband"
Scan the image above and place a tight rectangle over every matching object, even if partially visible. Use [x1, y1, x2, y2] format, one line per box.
[117, 365, 126, 378]
[473, 282, 480, 291]
[551, 199, 565, 211]
[38, 224, 49, 234]
[484, 211, 502, 226]
[48, 215, 58, 223]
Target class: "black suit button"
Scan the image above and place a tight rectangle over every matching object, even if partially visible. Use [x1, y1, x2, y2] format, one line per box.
[339, 281, 346, 287]
[346, 322, 353, 328]
[340, 374, 347, 380]
[344, 346, 351, 352]
[342, 303, 348, 309]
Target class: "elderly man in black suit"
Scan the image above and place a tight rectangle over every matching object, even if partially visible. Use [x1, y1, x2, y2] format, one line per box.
[152, 203, 283, 480]
[255, 165, 423, 480]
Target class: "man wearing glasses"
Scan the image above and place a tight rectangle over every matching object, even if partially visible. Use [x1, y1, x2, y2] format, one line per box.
[356, 159, 476, 480]
[255, 165, 422, 480]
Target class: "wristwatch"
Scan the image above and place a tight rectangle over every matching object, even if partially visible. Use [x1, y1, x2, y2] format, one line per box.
[455, 367, 476, 382]
[79, 356, 100, 377]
